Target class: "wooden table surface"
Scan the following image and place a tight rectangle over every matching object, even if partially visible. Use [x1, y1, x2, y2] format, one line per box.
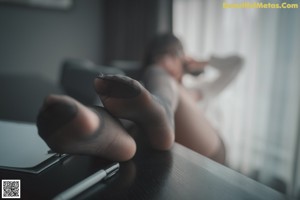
[0, 143, 286, 200]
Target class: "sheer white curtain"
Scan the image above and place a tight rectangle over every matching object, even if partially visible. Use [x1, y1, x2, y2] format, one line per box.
[173, 0, 300, 197]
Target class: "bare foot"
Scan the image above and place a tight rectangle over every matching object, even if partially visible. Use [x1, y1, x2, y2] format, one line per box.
[94, 74, 174, 150]
[36, 95, 136, 161]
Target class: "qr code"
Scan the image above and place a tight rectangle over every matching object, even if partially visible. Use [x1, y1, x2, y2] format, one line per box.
[2, 180, 21, 199]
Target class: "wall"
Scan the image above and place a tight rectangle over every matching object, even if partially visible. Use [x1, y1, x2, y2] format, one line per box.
[102, 0, 172, 64]
[0, 0, 104, 83]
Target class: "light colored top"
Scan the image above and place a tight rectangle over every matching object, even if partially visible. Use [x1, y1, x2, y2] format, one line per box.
[182, 55, 244, 129]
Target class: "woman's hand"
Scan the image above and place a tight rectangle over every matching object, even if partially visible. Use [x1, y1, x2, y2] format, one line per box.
[183, 56, 208, 75]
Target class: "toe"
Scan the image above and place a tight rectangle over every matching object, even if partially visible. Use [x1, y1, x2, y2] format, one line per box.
[37, 95, 78, 140]
[94, 75, 141, 98]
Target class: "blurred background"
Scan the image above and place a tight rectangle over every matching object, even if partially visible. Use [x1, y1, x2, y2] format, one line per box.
[0, 0, 299, 198]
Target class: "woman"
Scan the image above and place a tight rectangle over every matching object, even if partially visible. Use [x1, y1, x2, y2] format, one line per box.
[36, 33, 226, 164]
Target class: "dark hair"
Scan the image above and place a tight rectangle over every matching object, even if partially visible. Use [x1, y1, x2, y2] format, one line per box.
[142, 33, 184, 69]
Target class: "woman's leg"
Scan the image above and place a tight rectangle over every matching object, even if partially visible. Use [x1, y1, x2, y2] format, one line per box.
[37, 71, 225, 163]
[174, 85, 225, 164]
[142, 67, 225, 163]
